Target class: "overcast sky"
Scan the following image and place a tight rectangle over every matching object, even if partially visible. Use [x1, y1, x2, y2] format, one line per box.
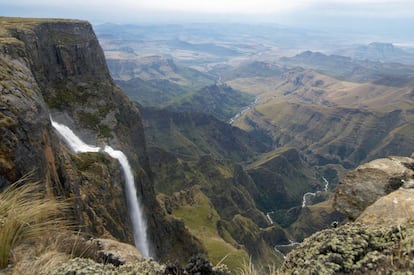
[2, 0, 414, 39]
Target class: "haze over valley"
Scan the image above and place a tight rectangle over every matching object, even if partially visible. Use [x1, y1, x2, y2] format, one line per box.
[96, 21, 414, 181]
[93, 18, 414, 269]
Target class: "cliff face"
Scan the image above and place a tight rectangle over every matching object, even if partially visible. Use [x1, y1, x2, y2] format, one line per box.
[0, 17, 201, 261]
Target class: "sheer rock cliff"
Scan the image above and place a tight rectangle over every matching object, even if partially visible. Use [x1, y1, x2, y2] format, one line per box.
[0, 17, 201, 261]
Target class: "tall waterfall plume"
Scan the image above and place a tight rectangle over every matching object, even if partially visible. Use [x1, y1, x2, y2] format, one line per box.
[50, 118, 150, 257]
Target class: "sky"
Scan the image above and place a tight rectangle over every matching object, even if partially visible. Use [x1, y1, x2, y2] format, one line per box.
[1, 0, 414, 39]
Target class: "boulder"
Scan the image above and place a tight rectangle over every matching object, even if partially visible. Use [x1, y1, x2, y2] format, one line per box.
[334, 156, 414, 220]
[357, 188, 414, 226]
[92, 238, 142, 266]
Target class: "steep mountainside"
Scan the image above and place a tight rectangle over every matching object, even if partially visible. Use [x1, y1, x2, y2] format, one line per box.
[141, 106, 271, 162]
[165, 84, 255, 121]
[116, 78, 188, 107]
[229, 63, 414, 179]
[0, 17, 202, 261]
[235, 100, 414, 169]
[140, 106, 326, 268]
[150, 147, 286, 268]
[247, 148, 320, 210]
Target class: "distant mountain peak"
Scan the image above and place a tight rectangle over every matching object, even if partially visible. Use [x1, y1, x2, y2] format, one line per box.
[368, 42, 395, 49]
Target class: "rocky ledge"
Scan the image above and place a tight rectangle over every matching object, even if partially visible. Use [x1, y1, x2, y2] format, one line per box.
[334, 156, 414, 220]
[279, 222, 414, 274]
[279, 154, 414, 273]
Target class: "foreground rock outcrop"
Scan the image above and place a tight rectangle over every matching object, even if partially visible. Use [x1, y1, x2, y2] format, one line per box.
[334, 156, 414, 220]
[279, 223, 414, 274]
[280, 154, 414, 273]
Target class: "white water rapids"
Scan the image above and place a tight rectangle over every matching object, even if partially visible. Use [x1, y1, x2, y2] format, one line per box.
[301, 177, 330, 208]
[51, 118, 150, 257]
[274, 240, 301, 259]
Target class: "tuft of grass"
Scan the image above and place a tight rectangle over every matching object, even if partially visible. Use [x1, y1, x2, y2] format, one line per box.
[0, 179, 70, 268]
[238, 258, 278, 275]
[9, 231, 98, 275]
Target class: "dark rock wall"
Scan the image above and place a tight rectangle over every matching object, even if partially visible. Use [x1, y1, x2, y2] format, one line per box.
[0, 18, 201, 261]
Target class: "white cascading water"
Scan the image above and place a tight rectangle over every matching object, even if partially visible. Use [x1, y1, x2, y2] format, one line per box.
[301, 177, 330, 208]
[301, 191, 316, 208]
[322, 176, 329, 192]
[274, 239, 301, 259]
[103, 146, 149, 257]
[50, 118, 150, 257]
[266, 212, 274, 225]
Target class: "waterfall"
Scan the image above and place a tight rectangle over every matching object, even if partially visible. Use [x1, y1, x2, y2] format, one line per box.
[50, 120, 101, 153]
[103, 146, 149, 257]
[50, 118, 150, 257]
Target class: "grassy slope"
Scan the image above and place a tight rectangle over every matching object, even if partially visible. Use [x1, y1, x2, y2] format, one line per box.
[166, 84, 255, 122]
[227, 68, 414, 112]
[142, 107, 271, 162]
[228, 64, 414, 168]
[247, 147, 320, 211]
[116, 78, 188, 107]
[172, 189, 249, 271]
[280, 51, 414, 86]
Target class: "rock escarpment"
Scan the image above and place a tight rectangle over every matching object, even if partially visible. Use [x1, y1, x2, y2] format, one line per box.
[279, 154, 414, 273]
[0, 17, 201, 261]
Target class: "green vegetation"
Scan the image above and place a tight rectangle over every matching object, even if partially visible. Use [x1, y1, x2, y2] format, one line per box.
[116, 78, 188, 107]
[151, 150, 264, 224]
[48, 30, 86, 45]
[172, 190, 249, 271]
[143, 108, 271, 163]
[279, 223, 414, 273]
[77, 108, 113, 139]
[70, 152, 132, 242]
[71, 152, 109, 172]
[78, 110, 101, 128]
[247, 148, 319, 211]
[46, 87, 85, 109]
[167, 84, 255, 122]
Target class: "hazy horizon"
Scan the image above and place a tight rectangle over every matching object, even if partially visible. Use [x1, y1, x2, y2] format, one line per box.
[2, 0, 414, 42]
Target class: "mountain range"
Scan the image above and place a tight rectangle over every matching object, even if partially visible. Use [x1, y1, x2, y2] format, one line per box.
[333, 42, 414, 65]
